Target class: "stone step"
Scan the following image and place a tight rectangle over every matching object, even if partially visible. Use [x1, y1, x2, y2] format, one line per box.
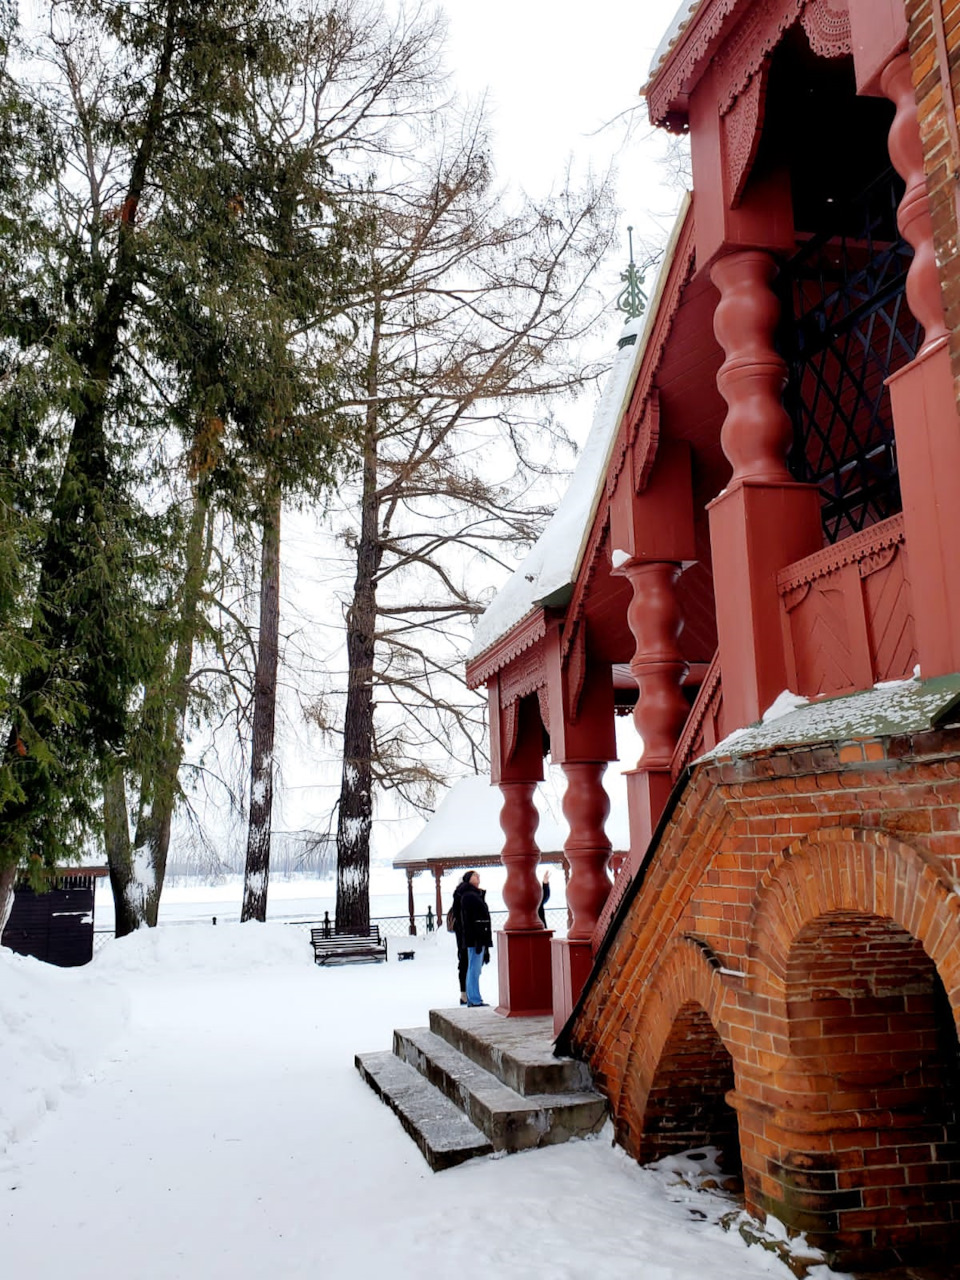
[394, 1025, 607, 1153]
[355, 1050, 493, 1172]
[429, 1006, 594, 1096]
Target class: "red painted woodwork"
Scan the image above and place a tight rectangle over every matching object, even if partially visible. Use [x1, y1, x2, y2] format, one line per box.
[711, 251, 793, 485]
[551, 937, 594, 1038]
[707, 247, 822, 726]
[671, 650, 725, 779]
[621, 561, 689, 767]
[495, 928, 553, 1018]
[689, 70, 795, 268]
[561, 761, 613, 941]
[846, 0, 907, 95]
[498, 781, 543, 932]
[882, 53, 949, 354]
[888, 341, 960, 677]
[777, 515, 918, 697]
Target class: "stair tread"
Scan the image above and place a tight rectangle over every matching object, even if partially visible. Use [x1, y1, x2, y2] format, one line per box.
[396, 1025, 602, 1113]
[428, 1007, 593, 1095]
[355, 1050, 493, 1170]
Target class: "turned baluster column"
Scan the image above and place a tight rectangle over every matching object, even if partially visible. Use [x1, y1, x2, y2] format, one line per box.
[706, 250, 822, 726]
[615, 558, 689, 852]
[882, 53, 948, 354]
[499, 780, 543, 932]
[561, 761, 612, 941]
[712, 251, 794, 484]
[881, 50, 960, 675]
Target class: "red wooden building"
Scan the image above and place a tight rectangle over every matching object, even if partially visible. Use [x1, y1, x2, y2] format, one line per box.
[465, 0, 960, 1268]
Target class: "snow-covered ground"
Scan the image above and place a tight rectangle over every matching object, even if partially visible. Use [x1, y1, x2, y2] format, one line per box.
[0, 924, 849, 1280]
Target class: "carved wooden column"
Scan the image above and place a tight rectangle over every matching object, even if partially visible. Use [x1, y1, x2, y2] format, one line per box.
[488, 677, 552, 1018]
[544, 626, 616, 1033]
[499, 781, 542, 931]
[707, 249, 822, 729]
[882, 54, 948, 355]
[561, 761, 612, 940]
[881, 51, 960, 676]
[616, 559, 689, 854]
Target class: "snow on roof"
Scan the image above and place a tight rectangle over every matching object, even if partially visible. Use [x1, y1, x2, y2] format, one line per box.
[467, 196, 692, 668]
[394, 769, 631, 867]
[648, 1, 703, 83]
[704, 672, 960, 763]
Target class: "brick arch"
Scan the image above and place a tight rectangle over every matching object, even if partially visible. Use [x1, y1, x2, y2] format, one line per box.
[615, 937, 738, 1165]
[746, 825, 960, 1020]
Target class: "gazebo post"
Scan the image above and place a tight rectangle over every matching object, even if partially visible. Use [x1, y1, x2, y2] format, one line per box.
[405, 869, 416, 936]
[433, 867, 443, 924]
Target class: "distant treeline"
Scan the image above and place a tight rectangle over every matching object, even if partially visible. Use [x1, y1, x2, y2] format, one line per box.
[166, 832, 336, 883]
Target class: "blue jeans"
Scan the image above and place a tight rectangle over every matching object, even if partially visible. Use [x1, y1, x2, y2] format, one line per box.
[466, 946, 485, 1005]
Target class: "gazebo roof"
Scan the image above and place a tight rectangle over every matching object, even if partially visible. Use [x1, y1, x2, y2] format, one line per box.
[393, 772, 631, 873]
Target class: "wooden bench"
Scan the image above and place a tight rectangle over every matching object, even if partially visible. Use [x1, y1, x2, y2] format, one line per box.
[310, 926, 387, 966]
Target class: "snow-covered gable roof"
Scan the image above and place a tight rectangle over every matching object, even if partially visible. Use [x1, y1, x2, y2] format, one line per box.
[648, 1, 703, 83]
[466, 196, 692, 668]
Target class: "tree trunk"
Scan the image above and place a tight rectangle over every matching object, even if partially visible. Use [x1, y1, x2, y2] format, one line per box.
[0, 862, 16, 937]
[133, 489, 212, 927]
[336, 303, 382, 935]
[102, 762, 142, 937]
[241, 480, 281, 924]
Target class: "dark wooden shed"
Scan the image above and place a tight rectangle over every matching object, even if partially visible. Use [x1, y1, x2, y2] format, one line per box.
[1, 867, 108, 967]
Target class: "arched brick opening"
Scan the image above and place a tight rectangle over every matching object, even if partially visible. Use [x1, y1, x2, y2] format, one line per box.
[781, 910, 960, 1260]
[636, 1000, 741, 1175]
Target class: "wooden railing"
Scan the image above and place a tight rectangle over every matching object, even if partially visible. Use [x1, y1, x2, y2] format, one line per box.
[777, 514, 917, 698]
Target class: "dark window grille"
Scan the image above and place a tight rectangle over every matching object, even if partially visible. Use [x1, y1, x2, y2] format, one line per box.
[778, 168, 922, 544]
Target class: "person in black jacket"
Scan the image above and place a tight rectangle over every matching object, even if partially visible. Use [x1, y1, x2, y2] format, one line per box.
[460, 871, 493, 1007]
[450, 872, 474, 1005]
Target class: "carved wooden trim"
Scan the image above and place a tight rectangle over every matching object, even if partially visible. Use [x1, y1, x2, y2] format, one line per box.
[647, 0, 743, 129]
[671, 649, 722, 778]
[859, 544, 900, 580]
[723, 63, 769, 207]
[776, 515, 905, 594]
[633, 391, 662, 494]
[499, 640, 546, 706]
[800, 0, 852, 59]
[564, 621, 588, 723]
[648, 0, 851, 130]
[716, 0, 803, 116]
[560, 514, 610, 665]
[466, 608, 547, 689]
[536, 684, 551, 734]
[502, 699, 519, 763]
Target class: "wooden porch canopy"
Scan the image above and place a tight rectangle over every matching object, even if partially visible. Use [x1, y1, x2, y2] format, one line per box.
[466, 0, 946, 1027]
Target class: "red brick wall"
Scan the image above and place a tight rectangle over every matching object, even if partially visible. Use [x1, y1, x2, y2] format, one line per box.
[908, 0, 960, 405]
[571, 728, 960, 1267]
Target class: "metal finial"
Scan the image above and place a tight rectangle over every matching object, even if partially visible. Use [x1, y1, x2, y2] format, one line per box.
[616, 225, 646, 322]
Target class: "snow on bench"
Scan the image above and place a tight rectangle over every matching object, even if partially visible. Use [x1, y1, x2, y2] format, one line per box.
[310, 926, 387, 966]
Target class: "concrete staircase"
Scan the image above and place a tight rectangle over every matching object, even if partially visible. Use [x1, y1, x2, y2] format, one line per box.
[356, 1006, 607, 1171]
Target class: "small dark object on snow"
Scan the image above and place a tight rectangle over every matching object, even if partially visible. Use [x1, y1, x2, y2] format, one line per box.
[397, 950, 415, 961]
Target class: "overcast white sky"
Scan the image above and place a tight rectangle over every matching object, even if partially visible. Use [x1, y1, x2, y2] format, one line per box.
[441, 0, 688, 329]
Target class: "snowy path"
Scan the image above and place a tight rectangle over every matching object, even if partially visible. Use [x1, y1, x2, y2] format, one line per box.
[0, 928, 833, 1280]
